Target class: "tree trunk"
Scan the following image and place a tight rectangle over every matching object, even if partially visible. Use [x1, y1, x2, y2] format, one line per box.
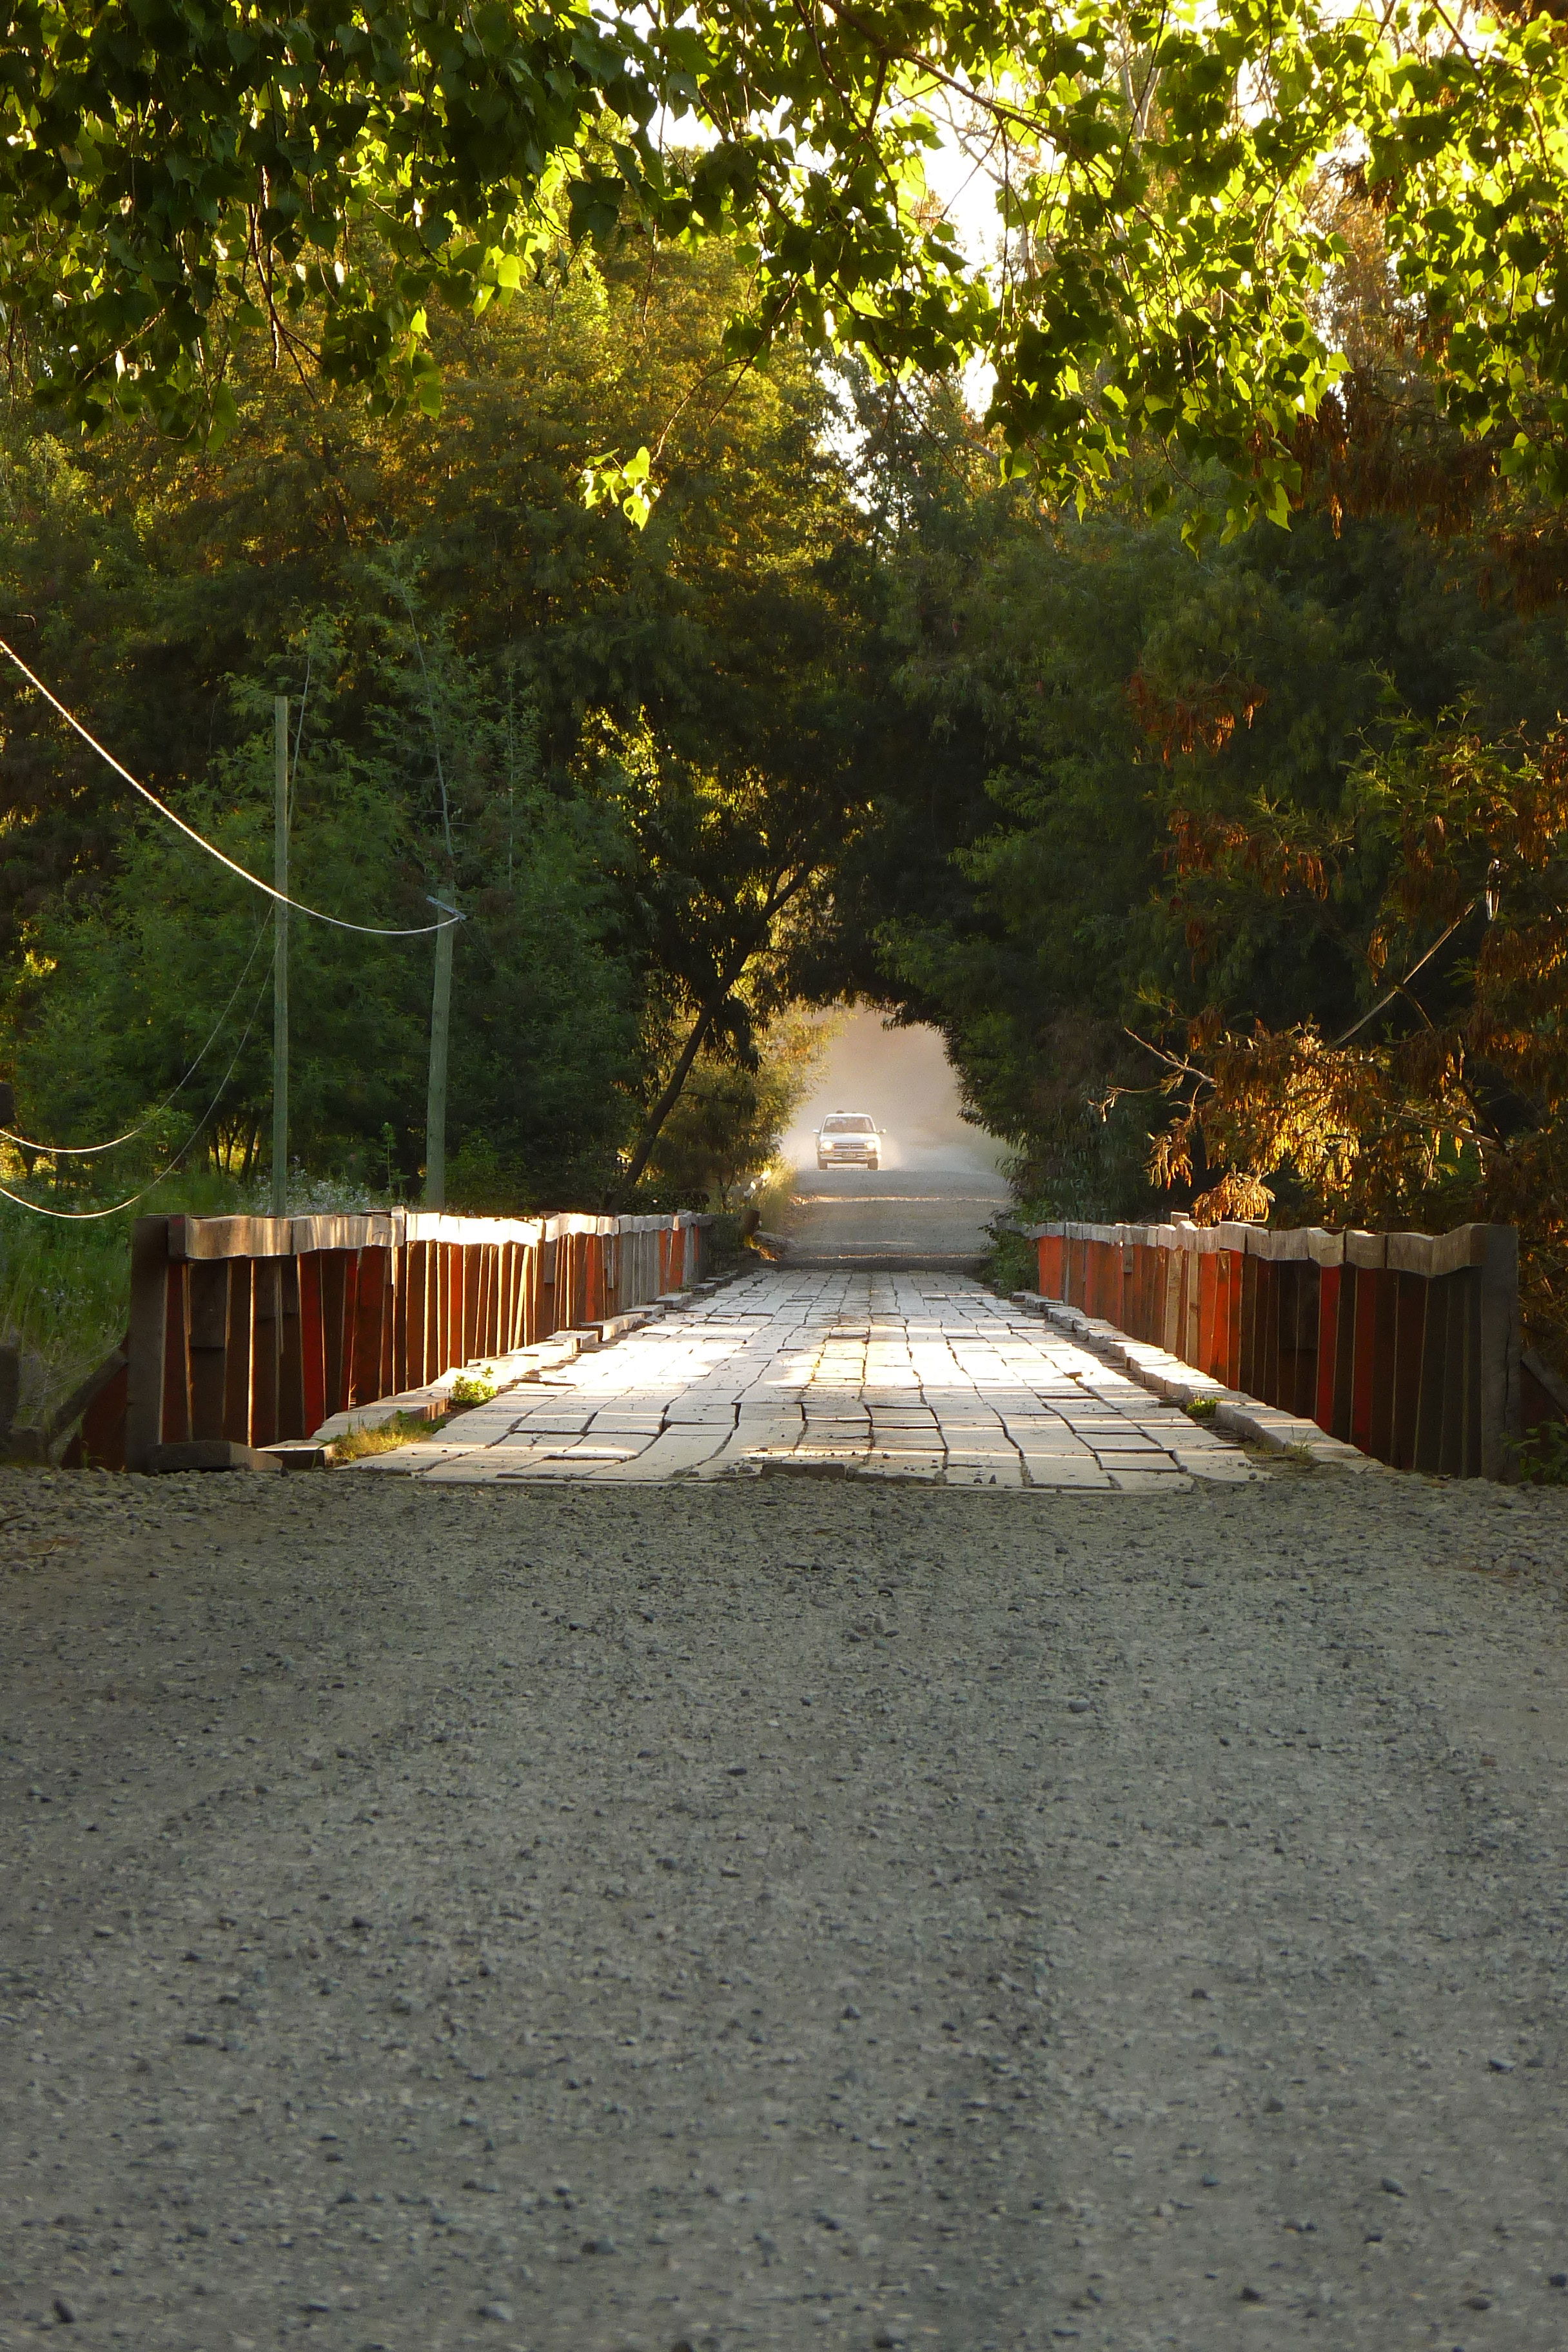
[607, 866, 814, 1209]
[609, 988, 731, 1208]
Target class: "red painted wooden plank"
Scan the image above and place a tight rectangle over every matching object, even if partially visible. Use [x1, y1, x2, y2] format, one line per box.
[462, 1243, 482, 1361]
[1389, 1271, 1427, 1471]
[279, 1258, 306, 1440]
[1349, 1266, 1380, 1455]
[378, 1248, 396, 1399]
[349, 1248, 386, 1406]
[1225, 1251, 1244, 1388]
[299, 1253, 326, 1435]
[1368, 1269, 1398, 1463]
[223, 1260, 254, 1442]
[321, 1251, 349, 1416]
[1315, 1266, 1341, 1433]
[251, 1259, 280, 1447]
[1197, 1251, 1217, 1377]
[161, 1259, 190, 1444]
[76, 1360, 128, 1471]
[188, 1258, 230, 1443]
[390, 1242, 409, 1397]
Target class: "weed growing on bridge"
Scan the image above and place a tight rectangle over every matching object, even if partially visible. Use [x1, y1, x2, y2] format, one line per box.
[332, 1411, 448, 1464]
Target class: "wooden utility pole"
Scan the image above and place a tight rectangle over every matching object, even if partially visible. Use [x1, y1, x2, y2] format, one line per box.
[271, 696, 290, 1220]
[424, 895, 458, 1209]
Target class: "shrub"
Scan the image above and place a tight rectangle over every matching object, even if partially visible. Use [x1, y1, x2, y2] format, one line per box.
[1514, 1420, 1568, 1487]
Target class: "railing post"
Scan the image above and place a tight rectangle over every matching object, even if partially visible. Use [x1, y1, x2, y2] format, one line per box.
[1315, 1261, 1342, 1435]
[1182, 1242, 1200, 1368]
[1197, 1243, 1217, 1376]
[542, 1229, 558, 1334]
[1346, 1233, 1384, 1453]
[1224, 1245, 1244, 1388]
[391, 1240, 409, 1395]
[299, 1252, 327, 1435]
[380, 1246, 397, 1397]
[279, 1257, 306, 1438]
[161, 1256, 191, 1446]
[321, 1251, 349, 1415]
[188, 1258, 230, 1442]
[1401, 1269, 1438, 1467]
[1037, 1229, 1064, 1298]
[349, 1248, 384, 1404]
[1477, 1224, 1522, 1480]
[251, 1258, 281, 1446]
[126, 1216, 171, 1471]
[1161, 1243, 1181, 1355]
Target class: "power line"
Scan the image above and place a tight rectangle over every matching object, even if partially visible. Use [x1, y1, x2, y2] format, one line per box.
[0, 960, 274, 1220]
[0, 919, 270, 1157]
[0, 636, 464, 939]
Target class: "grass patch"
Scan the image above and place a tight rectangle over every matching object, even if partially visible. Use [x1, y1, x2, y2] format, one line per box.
[0, 1202, 131, 1427]
[447, 1373, 498, 1408]
[1513, 1419, 1568, 1486]
[1184, 1396, 1220, 1422]
[332, 1410, 448, 1462]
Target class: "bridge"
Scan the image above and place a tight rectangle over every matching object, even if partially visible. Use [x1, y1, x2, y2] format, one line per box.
[368, 1260, 1262, 1489]
[3, 1077, 1565, 2351]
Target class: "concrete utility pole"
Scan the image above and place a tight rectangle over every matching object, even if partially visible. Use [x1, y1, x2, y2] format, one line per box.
[271, 696, 289, 1221]
[424, 895, 458, 1209]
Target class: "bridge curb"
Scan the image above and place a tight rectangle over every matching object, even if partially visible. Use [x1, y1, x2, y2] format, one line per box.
[1010, 1292, 1384, 1472]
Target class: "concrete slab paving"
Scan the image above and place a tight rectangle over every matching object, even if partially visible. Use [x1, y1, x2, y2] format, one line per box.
[366, 1269, 1264, 1489]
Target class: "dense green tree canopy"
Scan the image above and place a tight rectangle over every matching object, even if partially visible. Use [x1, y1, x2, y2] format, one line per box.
[7, 13, 1568, 1367]
[5, 3, 1568, 535]
[0, 234, 879, 1206]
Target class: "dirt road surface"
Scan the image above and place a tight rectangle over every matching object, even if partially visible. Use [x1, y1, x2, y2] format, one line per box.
[782, 1169, 1010, 1271]
[3, 1456, 1567, 2352]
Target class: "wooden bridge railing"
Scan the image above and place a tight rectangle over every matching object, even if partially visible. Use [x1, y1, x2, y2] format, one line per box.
[116, 1207, 712, 1471]
[1028, 1217, 1521, 1479]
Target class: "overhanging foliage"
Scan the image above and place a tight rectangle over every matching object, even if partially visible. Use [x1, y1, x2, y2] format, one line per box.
[6, 3, 1568, 537]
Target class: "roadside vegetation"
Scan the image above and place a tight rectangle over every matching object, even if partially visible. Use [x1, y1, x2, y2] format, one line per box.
[5, 6, 1568, 1406]
[331, 1412, 448, 1465]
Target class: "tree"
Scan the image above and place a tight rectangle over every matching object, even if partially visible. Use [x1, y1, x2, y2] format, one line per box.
[1143, 711, 1568, 1363]
[0, 232, 879, 1207]
[3, 678, 641, 1204]
[851, 374, 1568, 1257]
[8, 5, 1568, 538]
[644, 1014, 829, 1208]
[600, 727, 869, 1204]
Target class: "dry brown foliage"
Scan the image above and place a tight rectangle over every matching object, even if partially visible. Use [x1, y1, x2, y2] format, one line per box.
[1128, 672, 1268, 761]
[1143, 717, 1568, 1361]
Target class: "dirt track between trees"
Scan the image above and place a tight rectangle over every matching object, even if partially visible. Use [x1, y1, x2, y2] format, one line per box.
[3, 1461, 1567, 2352]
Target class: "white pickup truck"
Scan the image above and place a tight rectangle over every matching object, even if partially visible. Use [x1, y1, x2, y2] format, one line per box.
[815, 1112, 881, 1171]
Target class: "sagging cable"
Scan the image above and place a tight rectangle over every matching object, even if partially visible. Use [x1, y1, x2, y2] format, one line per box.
[0, 636, 463, 938]
[1, 919, 270, 1157]
[0, 961, 273, 1220]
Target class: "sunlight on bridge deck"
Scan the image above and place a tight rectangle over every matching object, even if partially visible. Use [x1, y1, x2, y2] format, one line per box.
[363, 1271, 1262, 1490]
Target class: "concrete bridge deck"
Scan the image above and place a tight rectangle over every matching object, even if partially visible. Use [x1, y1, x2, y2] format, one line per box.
[369, 1271, 1261, 1491]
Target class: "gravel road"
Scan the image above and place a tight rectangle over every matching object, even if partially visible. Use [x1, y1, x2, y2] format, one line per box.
[783, 1168, 1010, 1269]
[3, 1459, 1567, 2352]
